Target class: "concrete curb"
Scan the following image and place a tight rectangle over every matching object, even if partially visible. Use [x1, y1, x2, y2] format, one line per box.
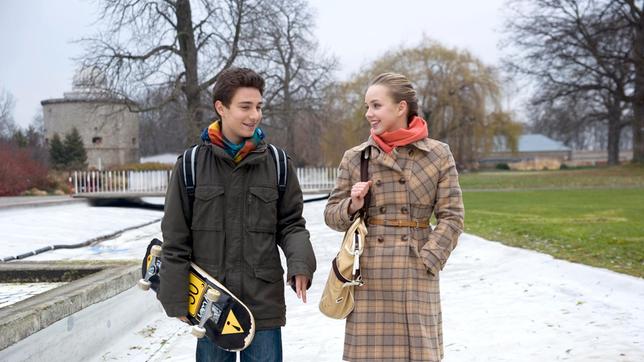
[0, 197, 85, 211]
[0, 261, 107, 282]
[0, 261, 139, 351]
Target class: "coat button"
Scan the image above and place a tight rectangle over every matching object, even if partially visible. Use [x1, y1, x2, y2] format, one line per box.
[377, 237, 384, 243]
[399, 177, 406, 184]
[375, 179, 382, 186]
[401, 206, 408, 214]
[379, 206, 386, 214]
[401, 234, 408, 241]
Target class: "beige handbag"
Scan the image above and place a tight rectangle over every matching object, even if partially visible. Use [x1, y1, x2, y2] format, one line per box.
[319, 215, 368, 319]
[319, 149, 370, 319]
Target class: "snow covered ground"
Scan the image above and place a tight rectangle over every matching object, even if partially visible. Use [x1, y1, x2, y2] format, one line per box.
[0, 200, 643, 361]
[0, 200, 163, 261]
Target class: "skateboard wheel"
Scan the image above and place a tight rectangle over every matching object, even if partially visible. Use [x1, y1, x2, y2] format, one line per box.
[191, 325, 206, 338]
[137, 279, 151, 290]
[150, 245, 162, 257]
[206, 289, 221, 301]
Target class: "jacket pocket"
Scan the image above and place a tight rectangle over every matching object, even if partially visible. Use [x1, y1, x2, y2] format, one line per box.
[191, 186, 225, 231]
[410, 239, 440, 280]
[254, 265, 284, 283]
[247, 186, 278, 233]
[245, 266, 285, 319]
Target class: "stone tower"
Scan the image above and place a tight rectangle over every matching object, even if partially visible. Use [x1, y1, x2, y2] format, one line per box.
[41, 68, 140, 169]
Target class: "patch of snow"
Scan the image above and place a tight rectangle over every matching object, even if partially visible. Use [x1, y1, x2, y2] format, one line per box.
[0, 282, 67, 308]
[0, 203, 162, 260]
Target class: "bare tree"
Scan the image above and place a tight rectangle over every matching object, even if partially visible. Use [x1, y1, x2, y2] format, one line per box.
[529, 93, 604, 149]
[138, 86, 189, 156]
[0, 88, 16, 139]
[618, 0, 644, 162]
[249, 0, 337, 162]
[319, 79, 371, 166]
[79, 0, 336, 162]
[79, 0, 264, 142]
[503, 0, 641, 164]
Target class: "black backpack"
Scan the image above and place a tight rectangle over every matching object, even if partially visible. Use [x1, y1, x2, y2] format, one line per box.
[181, 144, 288, 207]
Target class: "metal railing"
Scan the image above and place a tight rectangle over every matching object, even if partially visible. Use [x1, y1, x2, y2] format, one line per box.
[73, 167, 337, 195]
[73, 170, 172, 195]
[296, 167, 338, 193]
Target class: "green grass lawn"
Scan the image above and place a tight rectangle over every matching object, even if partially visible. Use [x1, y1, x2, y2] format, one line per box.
[459, 164, 644, 190]
[460, 166, 644, 277]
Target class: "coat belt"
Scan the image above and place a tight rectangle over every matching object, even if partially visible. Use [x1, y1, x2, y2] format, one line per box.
[367, 217, 430, 228]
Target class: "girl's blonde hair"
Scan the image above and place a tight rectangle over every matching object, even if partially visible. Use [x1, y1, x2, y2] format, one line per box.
[369, 72, 419, 123]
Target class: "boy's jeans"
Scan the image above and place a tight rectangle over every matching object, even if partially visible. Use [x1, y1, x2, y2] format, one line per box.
[196, 327, 282, 362]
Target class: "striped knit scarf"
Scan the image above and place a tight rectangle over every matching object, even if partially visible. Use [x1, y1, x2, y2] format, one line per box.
[201, 120, 265, 163]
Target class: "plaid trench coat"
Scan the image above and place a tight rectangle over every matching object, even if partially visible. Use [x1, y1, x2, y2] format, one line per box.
[324, 136, 464, 362]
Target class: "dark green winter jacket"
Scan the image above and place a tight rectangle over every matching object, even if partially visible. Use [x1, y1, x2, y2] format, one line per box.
[158, 141, 316, 330]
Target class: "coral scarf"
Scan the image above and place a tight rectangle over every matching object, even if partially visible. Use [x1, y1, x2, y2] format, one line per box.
[201, 121, 265, 163]
[371, 116, 429, 154]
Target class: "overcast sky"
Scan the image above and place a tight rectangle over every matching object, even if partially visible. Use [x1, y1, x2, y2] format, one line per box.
[0, 0, 511, 129]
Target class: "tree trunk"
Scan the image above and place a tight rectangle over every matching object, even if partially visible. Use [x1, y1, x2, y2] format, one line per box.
[176, 0, 203, 143]
[185, 95, 204, 144]
[607, 104, 622, 165]
[632, 13, 644, 163]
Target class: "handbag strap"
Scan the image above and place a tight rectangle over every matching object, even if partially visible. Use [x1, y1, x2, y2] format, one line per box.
[359, 149, 371, 218]
[331, 149, 370, 286]
[332, 258, 352, 284]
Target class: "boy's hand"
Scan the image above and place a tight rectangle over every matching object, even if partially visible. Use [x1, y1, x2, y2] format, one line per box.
[293, 275, 309, 303]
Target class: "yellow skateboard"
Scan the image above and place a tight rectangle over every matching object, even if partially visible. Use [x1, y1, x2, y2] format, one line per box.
[138, 238, 255, 351]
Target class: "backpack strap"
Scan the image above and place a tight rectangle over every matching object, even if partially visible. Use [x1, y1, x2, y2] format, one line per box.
[267, 144, 288, 200]
[182, 144, 199, 206]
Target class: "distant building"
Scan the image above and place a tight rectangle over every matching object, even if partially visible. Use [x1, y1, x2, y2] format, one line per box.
[480, 134, 572, 167]
[41, 69, 140, 169]
[569, 149, 633, 166]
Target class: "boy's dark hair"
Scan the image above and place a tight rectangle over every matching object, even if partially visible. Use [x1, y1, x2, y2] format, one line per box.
[212, 67, 265, 118]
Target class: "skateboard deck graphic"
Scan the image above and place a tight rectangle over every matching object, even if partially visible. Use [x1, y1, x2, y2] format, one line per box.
[139, 238, 255, 351]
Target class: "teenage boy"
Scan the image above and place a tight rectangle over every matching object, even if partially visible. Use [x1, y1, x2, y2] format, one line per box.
[158, 67, 316, 362]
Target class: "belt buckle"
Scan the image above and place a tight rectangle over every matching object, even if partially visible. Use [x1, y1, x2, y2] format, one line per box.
[414, 220, 420, 228]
